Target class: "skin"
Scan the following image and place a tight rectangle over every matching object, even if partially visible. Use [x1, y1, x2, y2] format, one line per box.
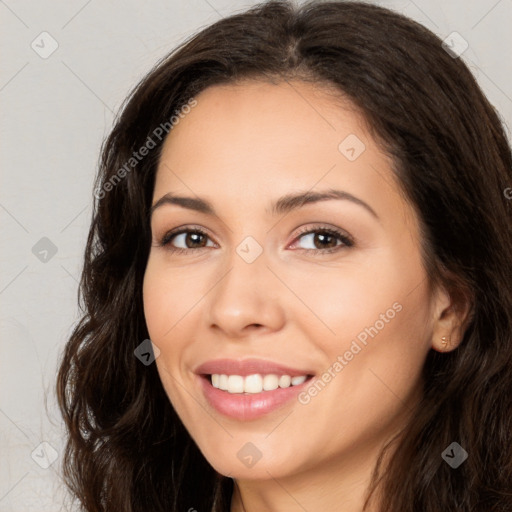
[142, 80, 467, 512]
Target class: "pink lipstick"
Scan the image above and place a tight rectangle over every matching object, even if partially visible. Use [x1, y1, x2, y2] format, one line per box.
[195, 358, 315, 421]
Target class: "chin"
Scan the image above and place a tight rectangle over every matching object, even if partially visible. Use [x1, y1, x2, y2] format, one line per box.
[196, 436, 305, 481]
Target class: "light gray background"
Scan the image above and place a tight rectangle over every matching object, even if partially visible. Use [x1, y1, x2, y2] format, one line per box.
[1, 0, 511, 509]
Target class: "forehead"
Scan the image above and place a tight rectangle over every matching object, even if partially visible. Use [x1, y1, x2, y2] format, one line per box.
[158, 81, 370, 180]
[159, 79, 366, 167]
[152, 79, 414, 232]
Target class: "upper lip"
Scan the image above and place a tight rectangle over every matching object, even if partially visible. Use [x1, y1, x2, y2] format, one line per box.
[195, 358, 315, 377]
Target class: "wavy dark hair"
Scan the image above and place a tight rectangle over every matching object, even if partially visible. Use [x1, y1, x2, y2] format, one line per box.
[56, 1, 512, 510]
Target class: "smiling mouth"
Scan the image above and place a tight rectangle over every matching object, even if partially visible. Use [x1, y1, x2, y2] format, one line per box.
[197, 370, 315, 420]
[202, 373, 314, 394]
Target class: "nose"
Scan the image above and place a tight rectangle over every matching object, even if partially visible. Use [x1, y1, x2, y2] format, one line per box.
[205, 247, 286, 339]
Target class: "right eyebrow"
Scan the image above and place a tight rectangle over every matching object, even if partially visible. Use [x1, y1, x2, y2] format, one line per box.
[150, 194, 214, 217]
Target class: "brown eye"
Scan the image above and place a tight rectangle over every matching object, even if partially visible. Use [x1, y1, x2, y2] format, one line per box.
[311, 231, 338, 249]
[180, 231, 207, 248]
[160, 228, 215, 253]
[291, 226, 354, 254]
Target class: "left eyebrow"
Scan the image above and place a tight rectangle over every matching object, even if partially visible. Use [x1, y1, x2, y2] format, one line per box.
[150, 188, 379, 221]
[269, 189, 379, 220]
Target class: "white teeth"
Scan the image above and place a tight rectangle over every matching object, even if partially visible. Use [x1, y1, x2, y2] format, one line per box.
[210, 373, 309, 394]
[263, 374, 279, 391]
[244, 374, 263, 393]
[218, 374, 229, 391]
[227, 375, 244, 394]
[278, 375, 291, 388]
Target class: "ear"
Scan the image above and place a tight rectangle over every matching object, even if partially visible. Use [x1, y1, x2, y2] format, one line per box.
[430, 278, 473, 353]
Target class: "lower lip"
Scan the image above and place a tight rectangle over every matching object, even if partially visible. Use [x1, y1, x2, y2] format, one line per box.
[198, 375, 312, 421]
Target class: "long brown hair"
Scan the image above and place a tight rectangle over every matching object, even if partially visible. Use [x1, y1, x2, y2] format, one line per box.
[56, 1, 512, 510]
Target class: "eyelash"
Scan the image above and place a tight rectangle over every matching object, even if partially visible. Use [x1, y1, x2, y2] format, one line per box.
[157, 224, 354, 255]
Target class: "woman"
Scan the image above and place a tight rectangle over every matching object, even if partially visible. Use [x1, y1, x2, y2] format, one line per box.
[56, 1, 512, 511]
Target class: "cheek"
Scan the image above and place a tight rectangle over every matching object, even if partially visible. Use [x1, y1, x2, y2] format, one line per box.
[143, 261, 192, 410]
[297, 285, 431, 456]
[328, 274, 432, 409]
[142, 268, 170, 341]
[286, 256, 404, 344]
[142, 257, 197, 341]
[300, 250, 432, 390]
[142, 257, 210, 389]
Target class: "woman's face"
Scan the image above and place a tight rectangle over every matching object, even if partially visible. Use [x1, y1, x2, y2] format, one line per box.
[143, 80, 441, 481]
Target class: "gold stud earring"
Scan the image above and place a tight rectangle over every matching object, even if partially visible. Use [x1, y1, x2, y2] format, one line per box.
[441, 335, 449, 346]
